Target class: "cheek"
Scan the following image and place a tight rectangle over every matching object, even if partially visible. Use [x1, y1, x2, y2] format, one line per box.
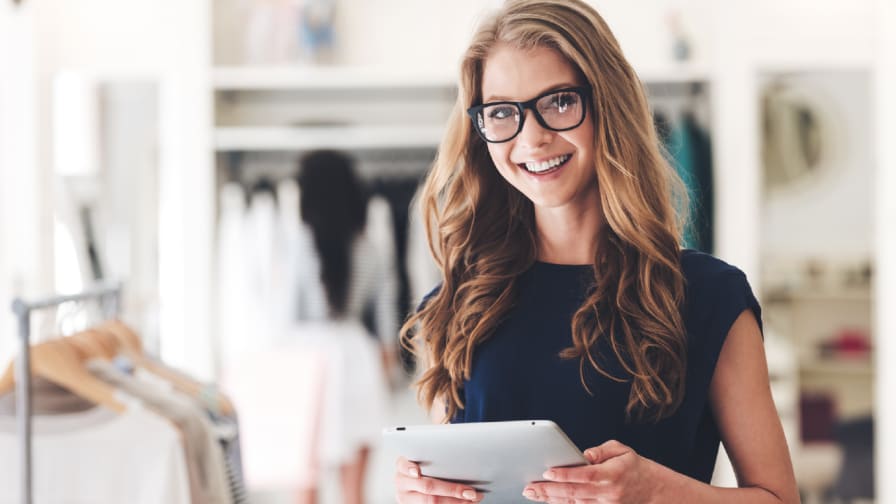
[486, 144, 515, 173]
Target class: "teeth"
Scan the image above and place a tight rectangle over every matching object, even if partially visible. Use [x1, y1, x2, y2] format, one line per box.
[524, 154, 570, 173]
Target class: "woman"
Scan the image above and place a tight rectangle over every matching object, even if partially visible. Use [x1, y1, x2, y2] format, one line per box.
[394, 1, 799, 503]
[296, 150, 394, 504]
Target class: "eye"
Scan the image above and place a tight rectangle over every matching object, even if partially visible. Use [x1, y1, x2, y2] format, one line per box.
[486, 105, 517, 121]
[550, 92, 580, 113]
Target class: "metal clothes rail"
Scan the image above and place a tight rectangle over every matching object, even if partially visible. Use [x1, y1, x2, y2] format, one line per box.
[10, 282, 122, 504]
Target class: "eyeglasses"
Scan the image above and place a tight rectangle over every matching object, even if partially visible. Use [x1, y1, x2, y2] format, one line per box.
[466, 86, 590, 143]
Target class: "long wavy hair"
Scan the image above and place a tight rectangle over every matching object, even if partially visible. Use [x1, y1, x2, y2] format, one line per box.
[298, 150, 368, 316]
[400, 0, 689, 424]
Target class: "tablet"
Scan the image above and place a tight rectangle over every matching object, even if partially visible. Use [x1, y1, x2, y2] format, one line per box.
[383, 420, 588, 503]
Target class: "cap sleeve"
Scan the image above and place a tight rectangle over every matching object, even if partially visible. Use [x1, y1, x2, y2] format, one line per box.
[690, 270, 763, 383]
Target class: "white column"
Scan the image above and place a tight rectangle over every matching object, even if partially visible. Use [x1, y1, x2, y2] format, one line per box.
[157, 0, 215, 380]
[709, 3, 760, 282]
[0, 1, 42, 363]
[874, 0, 896, 500]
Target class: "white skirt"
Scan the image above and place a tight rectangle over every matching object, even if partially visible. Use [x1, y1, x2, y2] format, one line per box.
[222, 321, 389, 490]
[305, 320, 390, 467]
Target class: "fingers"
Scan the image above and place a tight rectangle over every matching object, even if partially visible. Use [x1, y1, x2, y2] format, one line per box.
[396, 456, 421, 478]
[395, 457, 481, 503]
[397, 494, 479, 504]
[582, 440, 631, 464]
[521, 441, 634, 503]
[542, 462, 625, 485]
[400, 476, 482, 501]
[523, 482, 602, 503]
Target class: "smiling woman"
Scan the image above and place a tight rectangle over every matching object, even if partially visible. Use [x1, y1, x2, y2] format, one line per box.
[477, 45, 599, 221]
[393, 1, 800, 503]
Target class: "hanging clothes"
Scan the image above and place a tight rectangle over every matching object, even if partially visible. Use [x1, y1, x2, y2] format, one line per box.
[0, 396, 191, 504]
[0, 376, 94, 415]
[654, 105, 714, 253]
[683, 112, 714, 254]
[362, 195, 400, 346]
[276, 177, 302, 329]
[216, 182, 252, 368]
[137, 358, 250, 504]
[367, 175, 424, 320]
[88, 360, 233, 504]
[244, 183, 284, 348]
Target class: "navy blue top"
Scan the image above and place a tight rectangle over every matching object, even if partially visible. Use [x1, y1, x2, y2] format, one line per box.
[439, 250, 760, 483]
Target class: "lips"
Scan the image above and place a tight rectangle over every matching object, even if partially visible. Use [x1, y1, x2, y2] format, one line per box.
[517, 153, 572, 175]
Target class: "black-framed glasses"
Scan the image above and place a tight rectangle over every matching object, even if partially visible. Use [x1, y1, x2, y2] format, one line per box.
[466, 86, 590, 143]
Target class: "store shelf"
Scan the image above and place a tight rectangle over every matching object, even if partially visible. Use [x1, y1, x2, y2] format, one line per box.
[755, 56, 875, 75]
[213, 65, 456, 91]
[213, 124, 445, 151]
[765, 288, 872, 304]
[800, 358, 874, 377]
[214, 64, 717, 91]
[636, 62, 712, 84]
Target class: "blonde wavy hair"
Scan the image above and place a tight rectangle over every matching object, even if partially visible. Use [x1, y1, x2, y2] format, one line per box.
[401, 0, 689, 424]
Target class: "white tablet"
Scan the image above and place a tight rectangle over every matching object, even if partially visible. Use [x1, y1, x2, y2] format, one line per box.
[383, 420, 588, 503]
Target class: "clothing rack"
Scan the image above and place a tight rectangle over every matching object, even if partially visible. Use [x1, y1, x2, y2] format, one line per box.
[10, 282, 122, 504]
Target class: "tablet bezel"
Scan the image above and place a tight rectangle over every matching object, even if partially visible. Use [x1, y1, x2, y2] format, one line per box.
[383, 420, 589, 503]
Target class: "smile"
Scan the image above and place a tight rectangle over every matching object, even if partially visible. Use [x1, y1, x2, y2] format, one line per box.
[518, 154, 572, 175]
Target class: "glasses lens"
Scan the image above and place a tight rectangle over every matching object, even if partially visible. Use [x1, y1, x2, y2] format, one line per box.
[476, 104, 520, 142]
[536, 90, 585, 130]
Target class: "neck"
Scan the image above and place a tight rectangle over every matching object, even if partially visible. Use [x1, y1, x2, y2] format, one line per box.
[534, 198, 603, 265]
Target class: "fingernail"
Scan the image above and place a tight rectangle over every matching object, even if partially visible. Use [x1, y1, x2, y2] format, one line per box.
[523, 489, 537, 499]
[585, 449, 596, 461]
[462, 489, 477, 500]
[408, 467, 419, 478]
[542, 470, 555, 480]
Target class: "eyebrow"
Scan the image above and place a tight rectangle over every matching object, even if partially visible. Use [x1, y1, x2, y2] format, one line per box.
[483, 82, 581, 103]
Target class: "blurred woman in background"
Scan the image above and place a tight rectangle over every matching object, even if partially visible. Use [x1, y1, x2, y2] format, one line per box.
[296, 150, 394, 504]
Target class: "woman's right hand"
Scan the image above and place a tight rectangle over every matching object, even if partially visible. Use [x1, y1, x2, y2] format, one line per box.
[395, 456, 483, 503]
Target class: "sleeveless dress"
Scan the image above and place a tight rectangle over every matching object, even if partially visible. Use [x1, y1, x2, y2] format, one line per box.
[446, 250, 761, 483]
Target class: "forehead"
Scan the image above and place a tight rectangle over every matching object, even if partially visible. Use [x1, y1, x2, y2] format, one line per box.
[481, 43, 580, 102]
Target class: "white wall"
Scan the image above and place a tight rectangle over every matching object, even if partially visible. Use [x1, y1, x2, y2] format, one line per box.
[0, 2, 40, 366]
[874, 0, 896, 500]
[760, 71, 874, 260]
[26, 0, 215, 378]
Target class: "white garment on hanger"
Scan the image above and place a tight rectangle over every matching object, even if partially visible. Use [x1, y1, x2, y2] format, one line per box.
[89, 361, 233, 504]
[0, 397, 191, 504]
[276, 177, 302, 329]
[217, 183, 251, 369]
[245, 189, 281, 344]
[364, 196, 399, 347]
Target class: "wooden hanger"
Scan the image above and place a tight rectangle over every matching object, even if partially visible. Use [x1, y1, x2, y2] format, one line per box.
[0, 339, 126, 413]
[65, 329, 118, 361]
[100, 319, 235, 415]
[97, 320, 142, 355]
[0, 361, 14, 395]
[0, 327, 118, 395]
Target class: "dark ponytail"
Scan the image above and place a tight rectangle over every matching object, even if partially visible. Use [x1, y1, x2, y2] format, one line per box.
[298, 150, 368, 315]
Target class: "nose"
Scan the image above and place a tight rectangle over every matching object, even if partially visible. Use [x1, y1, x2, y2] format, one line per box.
[515, 109, 552, 148]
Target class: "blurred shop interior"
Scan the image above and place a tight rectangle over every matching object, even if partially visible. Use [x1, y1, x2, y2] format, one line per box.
[1, 0, 895, 503]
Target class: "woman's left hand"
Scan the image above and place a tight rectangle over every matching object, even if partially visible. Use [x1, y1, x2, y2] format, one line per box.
[523, 440, 658, 504]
